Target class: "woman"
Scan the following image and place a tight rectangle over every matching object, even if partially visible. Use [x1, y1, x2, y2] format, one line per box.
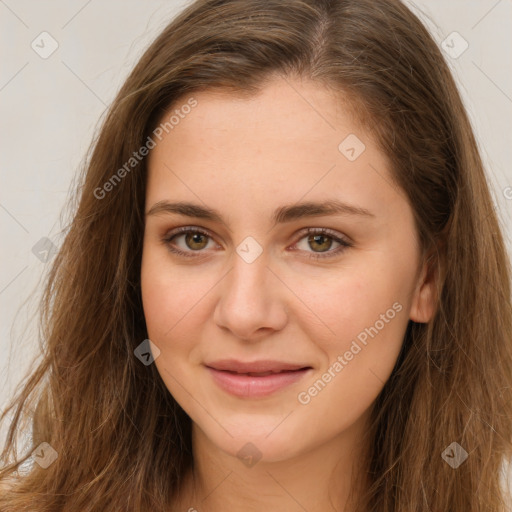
[1, 0, 511, 510]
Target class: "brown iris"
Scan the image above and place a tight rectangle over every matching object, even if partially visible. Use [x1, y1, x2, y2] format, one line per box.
[185, 232, 209, 250]
[308, 234, 332, 253]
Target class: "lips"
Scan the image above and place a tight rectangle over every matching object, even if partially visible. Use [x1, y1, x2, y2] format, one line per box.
[204, 359, 313, 398]
[205, 359, 311, 374]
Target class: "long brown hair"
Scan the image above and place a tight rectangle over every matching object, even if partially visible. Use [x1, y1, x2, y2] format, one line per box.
[1, 0, 511, 510]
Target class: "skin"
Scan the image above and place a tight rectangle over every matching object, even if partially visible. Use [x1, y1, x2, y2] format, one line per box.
[140, 75, 436, 512]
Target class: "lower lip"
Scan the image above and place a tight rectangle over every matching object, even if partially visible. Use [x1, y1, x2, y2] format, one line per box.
[206, 366, 311, 398]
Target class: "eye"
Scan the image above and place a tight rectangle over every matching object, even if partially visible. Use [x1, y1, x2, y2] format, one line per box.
[292, 227, 353, 260]
[162, 226, 218, 258]
[161, 226, 353, 260]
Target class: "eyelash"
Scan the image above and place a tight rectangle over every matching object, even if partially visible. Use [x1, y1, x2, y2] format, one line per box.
[161, 226, 353, 260]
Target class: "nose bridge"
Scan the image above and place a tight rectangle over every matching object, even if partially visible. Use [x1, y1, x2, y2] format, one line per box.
[214, 242, 288, 339]
[225, 245, 271, 307]
[223, 231, 269, 294]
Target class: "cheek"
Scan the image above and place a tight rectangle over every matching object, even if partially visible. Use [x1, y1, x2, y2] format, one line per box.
[140, 247, 212, 342]
[288, 257, 413, 406]
[140, 249, 206, 399]
[288, 260, 408, 347]
[292, 288, 407, 438]
[291, 254, 414, 412]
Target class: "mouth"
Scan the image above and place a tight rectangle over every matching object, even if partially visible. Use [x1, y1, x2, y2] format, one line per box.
[204, 360, 313, 398]
[220, 369, 303, 377]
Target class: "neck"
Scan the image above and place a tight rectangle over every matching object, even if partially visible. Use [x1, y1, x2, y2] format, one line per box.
[172, 411, 371, 512]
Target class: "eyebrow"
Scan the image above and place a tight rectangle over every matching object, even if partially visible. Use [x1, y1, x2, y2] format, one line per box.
[146, 199, 375, 225]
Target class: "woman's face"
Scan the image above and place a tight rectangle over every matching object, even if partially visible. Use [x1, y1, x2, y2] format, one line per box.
[141, 76, 435, 462]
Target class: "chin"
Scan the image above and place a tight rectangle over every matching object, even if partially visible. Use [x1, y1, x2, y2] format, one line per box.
[198, 417, 307, 464]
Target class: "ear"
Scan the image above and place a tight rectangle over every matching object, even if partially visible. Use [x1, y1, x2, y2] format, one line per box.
[409, 253, 439, 323]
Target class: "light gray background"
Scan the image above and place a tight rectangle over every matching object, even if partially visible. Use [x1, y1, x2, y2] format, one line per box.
[1, 0, 511, 430]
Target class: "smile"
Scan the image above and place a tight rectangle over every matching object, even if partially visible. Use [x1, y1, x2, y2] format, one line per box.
[205, 365, 312, 398]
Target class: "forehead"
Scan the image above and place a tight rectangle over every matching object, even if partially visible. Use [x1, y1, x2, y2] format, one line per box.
[145, 77, 400, 224]
[154, 78, 365, 158]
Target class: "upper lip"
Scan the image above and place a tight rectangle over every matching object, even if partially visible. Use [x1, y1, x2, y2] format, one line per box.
[205, 359, 311, 374]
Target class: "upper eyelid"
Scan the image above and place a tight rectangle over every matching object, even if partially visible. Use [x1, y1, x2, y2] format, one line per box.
[166, 226, 219, 243]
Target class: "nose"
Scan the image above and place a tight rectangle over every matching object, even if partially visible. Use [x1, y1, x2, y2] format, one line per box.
[213, 252, 289, 341]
